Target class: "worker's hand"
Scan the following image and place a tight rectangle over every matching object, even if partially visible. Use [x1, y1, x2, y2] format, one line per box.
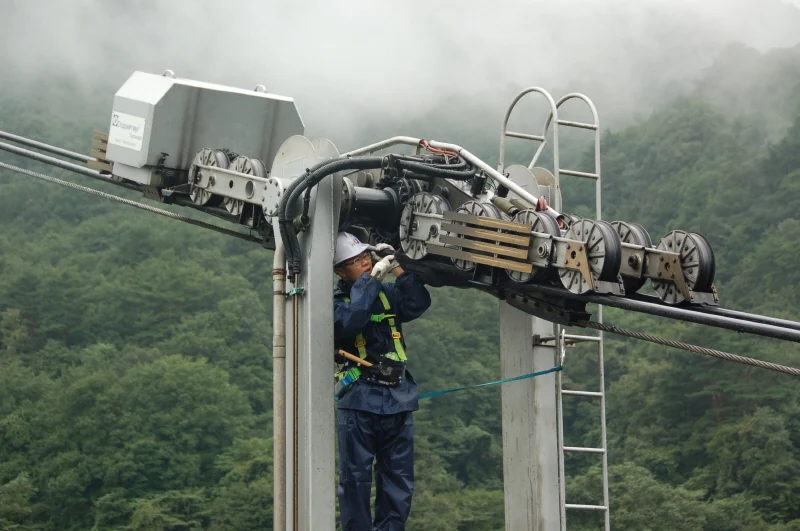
[370, 254, 399, 281]
[370, 242, 395, 262]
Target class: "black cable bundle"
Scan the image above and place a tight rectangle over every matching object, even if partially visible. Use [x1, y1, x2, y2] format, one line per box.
[389, 156, 476, 181]
[278, 157, 384, 278]
[277, 153, 477, 279]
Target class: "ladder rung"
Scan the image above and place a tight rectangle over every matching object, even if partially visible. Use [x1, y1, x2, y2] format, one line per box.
[564, 446, 605, 454]
[557, 119, 598, 131]
[564, 334, 601, 343]
[560, 169, 599, 180]
[566, 504, 608, 511]
[505, 131, 545, 142]
[562, 389, 604, 397]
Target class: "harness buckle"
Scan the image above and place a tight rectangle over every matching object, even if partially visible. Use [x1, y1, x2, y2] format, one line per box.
[354, 338, 367, 348]
[391, 331, 402, 340]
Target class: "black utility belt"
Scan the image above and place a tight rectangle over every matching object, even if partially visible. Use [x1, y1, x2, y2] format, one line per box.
[360, 360, 406, 387]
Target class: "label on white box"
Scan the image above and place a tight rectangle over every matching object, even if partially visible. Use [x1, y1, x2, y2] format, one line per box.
[108, 111, 146, 151]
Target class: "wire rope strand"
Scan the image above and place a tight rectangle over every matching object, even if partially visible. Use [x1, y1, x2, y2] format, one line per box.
[0, 161, 263, 244]
[576, 320, 800, 377]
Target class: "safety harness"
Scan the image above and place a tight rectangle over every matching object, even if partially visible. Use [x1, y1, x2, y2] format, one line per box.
[352, 291, 407, 362]
[335, 291, 407, 399]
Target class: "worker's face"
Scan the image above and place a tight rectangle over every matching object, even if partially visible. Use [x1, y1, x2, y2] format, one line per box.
[334, 251, 373, 283]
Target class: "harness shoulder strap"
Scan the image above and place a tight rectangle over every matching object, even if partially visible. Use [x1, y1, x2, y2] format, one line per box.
[342, 296, 368, 360]
[339, 292, 407, 363]
[378, 292, 407, 362]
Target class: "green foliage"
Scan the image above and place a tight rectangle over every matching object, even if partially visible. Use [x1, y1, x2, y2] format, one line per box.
[0, 472, 38, 530]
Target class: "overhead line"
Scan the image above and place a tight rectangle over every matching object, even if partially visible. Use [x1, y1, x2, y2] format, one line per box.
[0, 161, 264, 244]
[0, 130, 96, 163]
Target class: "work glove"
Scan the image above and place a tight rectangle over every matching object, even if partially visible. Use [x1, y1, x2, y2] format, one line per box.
[370, 242, 396, 262]
[370, 254, 399, 281]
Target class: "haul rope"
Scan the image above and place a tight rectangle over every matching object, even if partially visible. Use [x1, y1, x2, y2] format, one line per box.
[576, 320, 800, 377]
[0, 161, 263, 244]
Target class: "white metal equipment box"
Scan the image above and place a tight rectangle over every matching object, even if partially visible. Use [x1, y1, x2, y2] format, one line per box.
[105, 71, 304, 186]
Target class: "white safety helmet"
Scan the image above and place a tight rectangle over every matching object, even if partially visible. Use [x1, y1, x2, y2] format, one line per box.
[334, 232, 370, 266]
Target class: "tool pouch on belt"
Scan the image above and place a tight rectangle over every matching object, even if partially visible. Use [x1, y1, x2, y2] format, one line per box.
[362, 355, 405, 387]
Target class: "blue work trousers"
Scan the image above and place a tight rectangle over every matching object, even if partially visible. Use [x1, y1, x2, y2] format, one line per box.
[337, 408, 414, 531]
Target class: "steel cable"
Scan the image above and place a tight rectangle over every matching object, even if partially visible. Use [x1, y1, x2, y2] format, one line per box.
[576, 320, 800, 377]
[0, 130, 96, 163]
[0, 161, 263, 244]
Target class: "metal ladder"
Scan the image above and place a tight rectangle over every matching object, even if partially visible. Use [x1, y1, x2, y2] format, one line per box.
[551, 94, 610, 530]
[499, 90, 611, 530]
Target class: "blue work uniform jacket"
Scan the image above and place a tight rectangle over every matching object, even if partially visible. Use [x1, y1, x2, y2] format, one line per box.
[334, 271, 432, 415]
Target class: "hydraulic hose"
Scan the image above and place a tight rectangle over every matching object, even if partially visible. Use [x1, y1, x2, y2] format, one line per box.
[278, 156, 384, 276]
[385, 153, 470, 170]
[277, 157, 346, 275]
[392, 158, 476, 180]
[278, 153, 476, 277]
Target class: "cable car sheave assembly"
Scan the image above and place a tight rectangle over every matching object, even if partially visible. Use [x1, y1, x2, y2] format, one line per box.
[0, 70, 793, 342]
[114, 72, 717, 321]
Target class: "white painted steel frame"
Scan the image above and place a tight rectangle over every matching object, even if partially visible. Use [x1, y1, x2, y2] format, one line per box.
[548, 93, 611, 531]
[283, 168, 341, 531]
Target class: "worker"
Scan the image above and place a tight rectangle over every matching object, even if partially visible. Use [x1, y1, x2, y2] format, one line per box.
[333, 231, 432, 531]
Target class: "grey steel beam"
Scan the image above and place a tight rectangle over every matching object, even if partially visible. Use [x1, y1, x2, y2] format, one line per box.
[0, 141, 139, 190]
[0, 130, 96, 163]
[530, 284, 800, 343]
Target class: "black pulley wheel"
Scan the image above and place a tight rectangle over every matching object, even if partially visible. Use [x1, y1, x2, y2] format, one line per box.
[652, 230, 716, 304]
[399, 192, 451, 260]
[506, 209, 560, 283]
[611, 220, 653, 294]
[690, 232, 716, 290]
[225, 156, 267, 217]
[189, 148, 228, 206]
[559, 218, 622, 294]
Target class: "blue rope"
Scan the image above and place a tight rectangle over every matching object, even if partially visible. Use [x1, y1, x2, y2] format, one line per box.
[418, 365, 563, 400]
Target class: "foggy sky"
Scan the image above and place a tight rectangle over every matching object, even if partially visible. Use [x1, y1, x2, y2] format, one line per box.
[1, 0, 799, 147]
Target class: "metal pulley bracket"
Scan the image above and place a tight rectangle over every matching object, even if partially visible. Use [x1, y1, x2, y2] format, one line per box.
[551, 238, 596, 291]
[621, 244, 691, 298]
[405, 211, 443, 243]
[430, 210, 533, 273]
[192, 163, 270, 204]
[651, 251, 691, 300]
[629, 246, 718, 305]
[619, 242, 649, 279]
[528, 233, 553, 268]
[189, 162, 289, 219]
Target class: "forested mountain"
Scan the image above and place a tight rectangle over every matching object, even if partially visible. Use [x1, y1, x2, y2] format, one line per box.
[1, 43, 800, 530]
